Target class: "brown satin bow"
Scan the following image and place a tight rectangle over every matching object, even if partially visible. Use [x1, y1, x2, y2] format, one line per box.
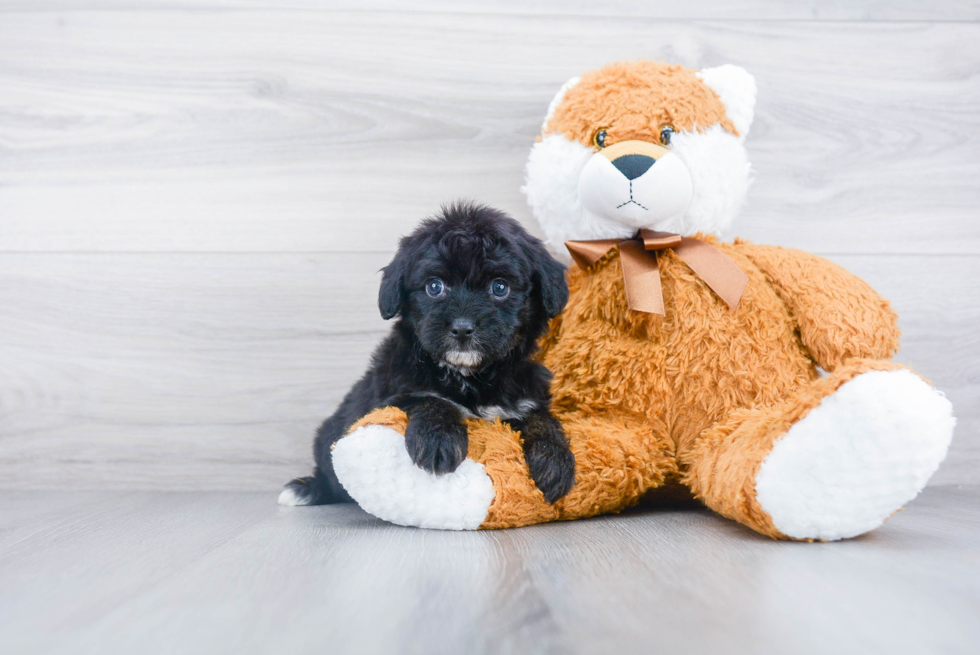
[565, 230, 749, 315]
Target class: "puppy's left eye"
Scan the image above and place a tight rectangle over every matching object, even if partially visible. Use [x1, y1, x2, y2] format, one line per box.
[425, 278, 446, 298]
[489, 279, 510, 300]
[659, 125, 675, 146]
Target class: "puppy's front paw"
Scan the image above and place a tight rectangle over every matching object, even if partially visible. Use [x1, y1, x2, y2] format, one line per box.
[525, 438, 576, 504]
[405, 419, 468, 475]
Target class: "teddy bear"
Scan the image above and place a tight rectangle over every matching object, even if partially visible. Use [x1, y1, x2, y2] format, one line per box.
[326, 60, 956, 541]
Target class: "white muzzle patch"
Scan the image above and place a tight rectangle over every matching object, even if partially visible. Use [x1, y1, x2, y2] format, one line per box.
[443, 350, 482, 368]
[578, 150, 694, 229]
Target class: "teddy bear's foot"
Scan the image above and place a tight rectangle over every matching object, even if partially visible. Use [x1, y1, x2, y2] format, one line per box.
[755, 369, 955, 541]
[332, 423, 495, 530]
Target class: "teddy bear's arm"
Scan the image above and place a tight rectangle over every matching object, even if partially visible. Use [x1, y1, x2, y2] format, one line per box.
[738, 244, 900, 371]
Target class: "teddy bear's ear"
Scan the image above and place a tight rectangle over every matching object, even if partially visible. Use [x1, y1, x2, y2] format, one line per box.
[540, 76, 581, 132]
[696, 65, 757, 139]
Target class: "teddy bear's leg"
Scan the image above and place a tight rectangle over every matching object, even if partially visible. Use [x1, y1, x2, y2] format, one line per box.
[483, 413, 677, 528]
[683, 359, 955, 541]
[333, 408, 676, 530]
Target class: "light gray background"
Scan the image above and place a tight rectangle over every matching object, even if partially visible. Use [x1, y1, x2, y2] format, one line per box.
[1, 0, 977, 491]
[2, 4, 979, 655]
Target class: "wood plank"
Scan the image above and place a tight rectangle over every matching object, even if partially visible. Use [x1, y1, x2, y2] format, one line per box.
[0, 252, 975, 489]
[3, 1, 979, 21]
[0, 253, 391, 490]
[1, 14, 978, 254]
[0, 491, 272, 653]
[0, 487, 978, 654]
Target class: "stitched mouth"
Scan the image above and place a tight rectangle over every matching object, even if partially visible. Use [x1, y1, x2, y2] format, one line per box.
[615, 180, 648, 210]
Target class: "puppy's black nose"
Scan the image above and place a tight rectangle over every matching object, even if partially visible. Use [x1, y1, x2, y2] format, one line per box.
[612, 154, 655, 180]
[450, 318, 475, 338]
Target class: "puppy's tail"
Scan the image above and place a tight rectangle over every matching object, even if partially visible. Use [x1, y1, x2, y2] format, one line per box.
[278, 471, 351, 506]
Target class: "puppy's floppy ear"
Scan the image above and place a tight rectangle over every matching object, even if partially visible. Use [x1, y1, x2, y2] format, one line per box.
[378, 251, 407, 320]
[531, 244, 569, 319]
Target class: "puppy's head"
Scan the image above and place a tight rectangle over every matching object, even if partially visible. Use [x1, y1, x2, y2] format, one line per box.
[379, 202, 568, 371]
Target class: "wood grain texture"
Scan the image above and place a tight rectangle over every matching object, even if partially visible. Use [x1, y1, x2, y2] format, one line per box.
[1, 14, 978, 254]
[0, 3, 977, 490]
[3, 1, 980, 20]
[0, 253, 389, 490]
[0, 252, 975, 489]
[1, 487, 978, 654]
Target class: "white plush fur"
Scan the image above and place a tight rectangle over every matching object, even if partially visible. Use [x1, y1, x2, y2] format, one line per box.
[332, 424, 495, 530]
[660, 125, 752, 236]
[524, 135, 626, 262]
[696, 65, 757, 140]
[755, 370, 956, 541]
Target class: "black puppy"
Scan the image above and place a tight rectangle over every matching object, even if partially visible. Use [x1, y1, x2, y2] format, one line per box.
[279, 202, 575, 506]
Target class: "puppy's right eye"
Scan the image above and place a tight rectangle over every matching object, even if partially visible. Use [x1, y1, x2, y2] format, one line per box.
[489, 279, 510, 300]
[425, 278, 446, 298]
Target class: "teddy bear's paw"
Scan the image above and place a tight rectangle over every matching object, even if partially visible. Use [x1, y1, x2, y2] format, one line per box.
[755, 369, 955, 541]
[332, 424, 495, 530]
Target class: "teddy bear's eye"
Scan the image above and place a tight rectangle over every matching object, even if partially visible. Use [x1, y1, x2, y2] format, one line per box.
[592, 128, 608, 149]
[660, 125, 675, 146]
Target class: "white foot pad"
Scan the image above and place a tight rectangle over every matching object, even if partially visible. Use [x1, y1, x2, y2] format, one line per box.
[332, 425, 495, 530]
[756, 370, 955, 540]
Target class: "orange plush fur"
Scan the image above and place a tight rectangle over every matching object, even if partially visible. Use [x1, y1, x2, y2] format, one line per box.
[546, 61, 739, 147]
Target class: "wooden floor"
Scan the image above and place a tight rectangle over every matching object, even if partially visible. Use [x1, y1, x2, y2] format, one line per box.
[1, 486, 977, 655]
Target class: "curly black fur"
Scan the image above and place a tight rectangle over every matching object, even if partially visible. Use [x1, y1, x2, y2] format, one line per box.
[281, 202, 576, 507]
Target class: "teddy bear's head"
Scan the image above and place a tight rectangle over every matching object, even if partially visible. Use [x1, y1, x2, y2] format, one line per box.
[524, 61, 756, 258]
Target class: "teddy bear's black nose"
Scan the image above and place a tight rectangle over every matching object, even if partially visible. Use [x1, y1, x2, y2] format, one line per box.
[611, 154, 655, 180]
